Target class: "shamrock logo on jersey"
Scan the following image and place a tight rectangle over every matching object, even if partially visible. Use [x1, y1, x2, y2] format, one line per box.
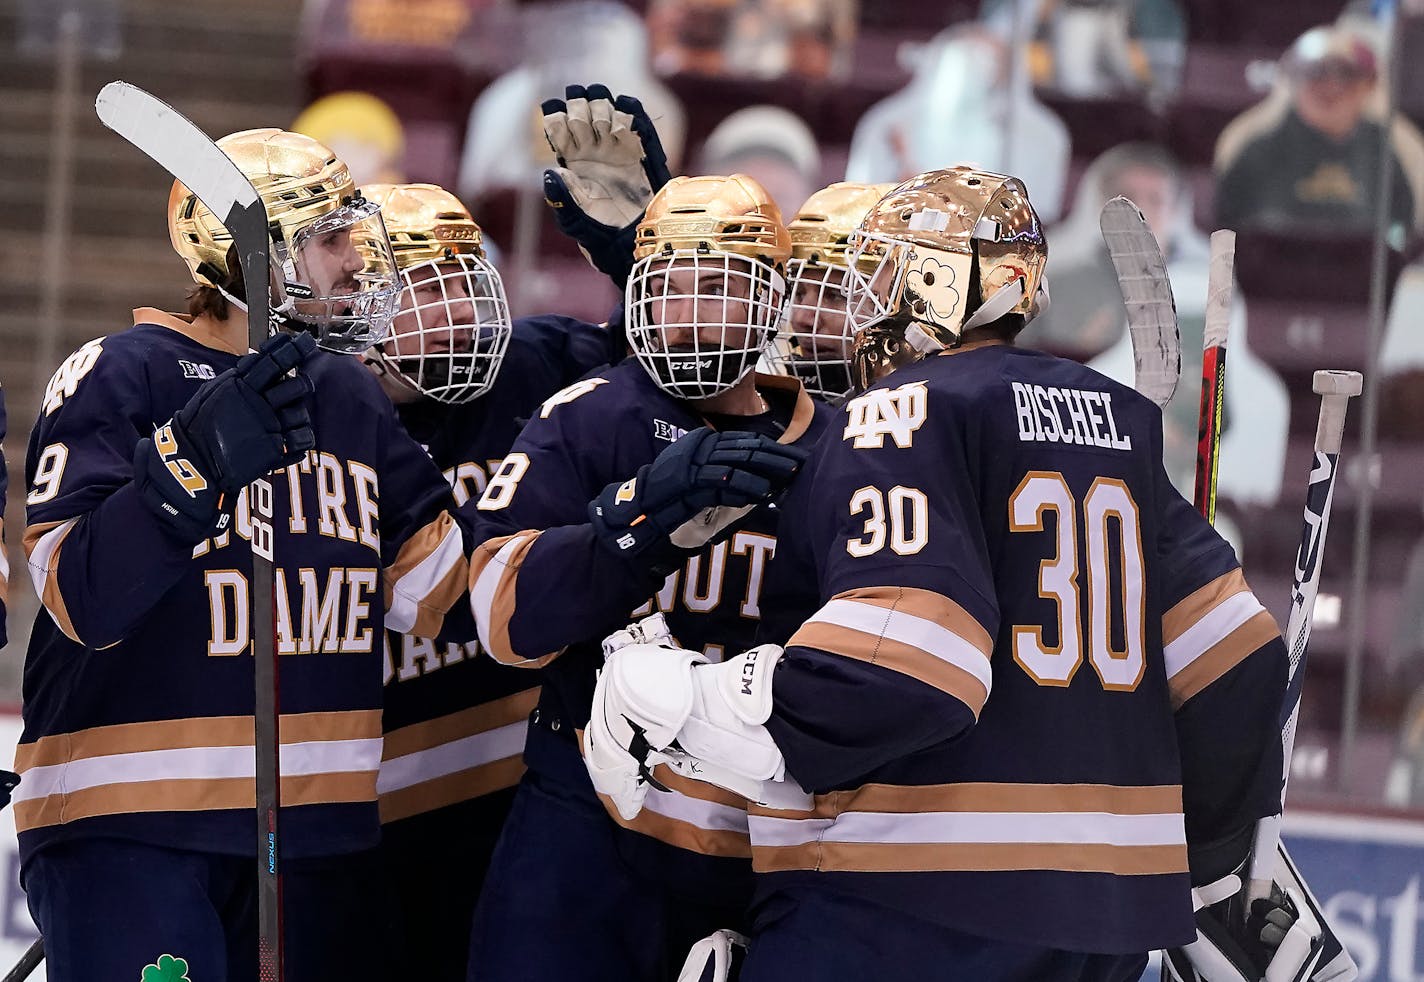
[140, 954, 191, 982]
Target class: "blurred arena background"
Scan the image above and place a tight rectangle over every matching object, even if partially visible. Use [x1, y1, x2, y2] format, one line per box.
[5, 0, 1424, 971]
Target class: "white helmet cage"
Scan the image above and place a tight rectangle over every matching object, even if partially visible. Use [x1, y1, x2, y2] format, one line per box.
[779, 257, 855, 402]
[281, 195, 403, 354]
[375, 253, 513, 403]
[626, 249, 788, 401]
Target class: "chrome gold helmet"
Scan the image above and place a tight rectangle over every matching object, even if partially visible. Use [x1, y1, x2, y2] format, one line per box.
[845, 166, 1048, 390]
[168, 127, 401, 353]
[360, 183, 511, 404]
[777, 181, 895, 403]
[626, 174, 791, 400]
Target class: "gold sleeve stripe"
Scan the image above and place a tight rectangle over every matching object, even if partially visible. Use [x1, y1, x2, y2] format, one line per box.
[1168, 610, 1281, 710]
[789, 587, 993, 717]
[468, 531, 562, 667]
[746, 778, 1187, 876]
[753, 841, 1188, 877]
[24, 518, 80, 644]
[15, 771, 376, 834]
[15, 710, 382, 771]
[1163, 569, 1259, 646]
[604, 797, 753, 859]
[747, 781, 1182, 820]
[382, 688, 538, 761]
[383, 512, 469, 638]
[379, 756, 525, 824]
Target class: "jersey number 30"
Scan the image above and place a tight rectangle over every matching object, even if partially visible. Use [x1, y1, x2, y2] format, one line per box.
[1009, 471, 1145, 691]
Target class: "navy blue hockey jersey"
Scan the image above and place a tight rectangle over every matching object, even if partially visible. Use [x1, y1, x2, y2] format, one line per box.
[464, 360, 831, 882]
[378, 315, 608, 823]
[752, 342, 1287, 954]
[16, 309, 469, 864]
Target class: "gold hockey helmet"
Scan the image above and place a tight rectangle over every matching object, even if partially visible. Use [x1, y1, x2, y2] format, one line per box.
[360, 182, 487, 267]
[778, 181, 896, 402]
[359, 183, 511, 404]
[626, 174, 792, 401]
[845, 166, 1048, 390]
[168, 127, 401, 353]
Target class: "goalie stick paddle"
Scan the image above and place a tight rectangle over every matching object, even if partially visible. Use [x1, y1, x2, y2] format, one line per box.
[1100, 195, 1180, 409]
[1193, 230, 1234, 524]
[95, 81, 286, 981]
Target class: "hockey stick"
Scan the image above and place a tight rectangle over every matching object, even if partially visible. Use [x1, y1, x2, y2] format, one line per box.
[1192, 230, 1234, 523]
[0, 771, 42, 982]
[1100, 195, 1180, 409]
[0, 942, 41, 982]
[95, 82, 286, 980]
[1249, 370, 1362, 894]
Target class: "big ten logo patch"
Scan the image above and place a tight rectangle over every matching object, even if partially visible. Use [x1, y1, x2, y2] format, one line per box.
[843, 381, 928, 449]
[654, 419, 688, 443]
[179, 359, 216, 381]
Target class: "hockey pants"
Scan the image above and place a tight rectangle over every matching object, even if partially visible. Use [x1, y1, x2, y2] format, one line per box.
[23, 837, 383, 982]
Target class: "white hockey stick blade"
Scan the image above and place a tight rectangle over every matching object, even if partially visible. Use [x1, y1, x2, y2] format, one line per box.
[96, 81, 258, 221]
[1100, 196, 1180, 408]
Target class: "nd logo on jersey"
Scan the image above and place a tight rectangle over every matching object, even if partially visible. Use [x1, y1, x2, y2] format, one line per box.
[843, 382, 928, 449]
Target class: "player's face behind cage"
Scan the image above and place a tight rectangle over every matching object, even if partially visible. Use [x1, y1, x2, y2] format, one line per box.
[842, 229, 976, 391]
[781, 258, 854, 402]
[289, 196, 402, 354]
[626, 251, 785, 400]
[381, 254, 512, 403]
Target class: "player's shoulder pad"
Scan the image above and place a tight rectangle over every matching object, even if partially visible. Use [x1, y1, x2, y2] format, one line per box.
[528, 358, 653, 427]
[511, 313, 613, 379]
[37, 331, 152, 421]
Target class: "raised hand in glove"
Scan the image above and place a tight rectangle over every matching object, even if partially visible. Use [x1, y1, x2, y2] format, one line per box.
[134, 332, 317, 541]
[542, 83, 672, 288]
[588, 427, 807, 577]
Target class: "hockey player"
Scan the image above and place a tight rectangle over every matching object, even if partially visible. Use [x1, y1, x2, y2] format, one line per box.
[462, 172, 831, 981]
[16, 129, 471, 982]
[360, 181, 608, 979]
[586, 167, 1312, 981]
[775, 181, 894, 404]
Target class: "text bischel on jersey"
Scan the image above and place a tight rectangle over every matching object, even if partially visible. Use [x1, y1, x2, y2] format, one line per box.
[1011, 382, 1133, 450]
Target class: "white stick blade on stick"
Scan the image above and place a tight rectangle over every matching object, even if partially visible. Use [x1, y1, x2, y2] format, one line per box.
[1100, 196, 1179, 409]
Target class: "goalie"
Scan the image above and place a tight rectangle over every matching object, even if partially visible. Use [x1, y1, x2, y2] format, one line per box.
[587, 167, 1338, 982]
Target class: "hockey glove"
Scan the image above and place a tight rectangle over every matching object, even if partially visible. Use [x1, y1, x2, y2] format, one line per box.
[584, 617, 811, 820]
[134, 332, 317, 541]
[588, 428, 807, 577]
[542, 83, 672, 289]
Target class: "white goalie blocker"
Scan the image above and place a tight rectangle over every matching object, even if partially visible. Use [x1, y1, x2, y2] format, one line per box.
[584, 614, 812, 821]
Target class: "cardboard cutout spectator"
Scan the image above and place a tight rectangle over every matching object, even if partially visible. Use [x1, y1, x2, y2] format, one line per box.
[981, 0, 1187, 99]
[698, 105, 821, 215]
[1214, 24, 1424, 237]
[845, 27, 1071, 220]
[457, 1, 686, 200]
[647, 0, 857, 80]
[1033, 143, 1289, 511]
